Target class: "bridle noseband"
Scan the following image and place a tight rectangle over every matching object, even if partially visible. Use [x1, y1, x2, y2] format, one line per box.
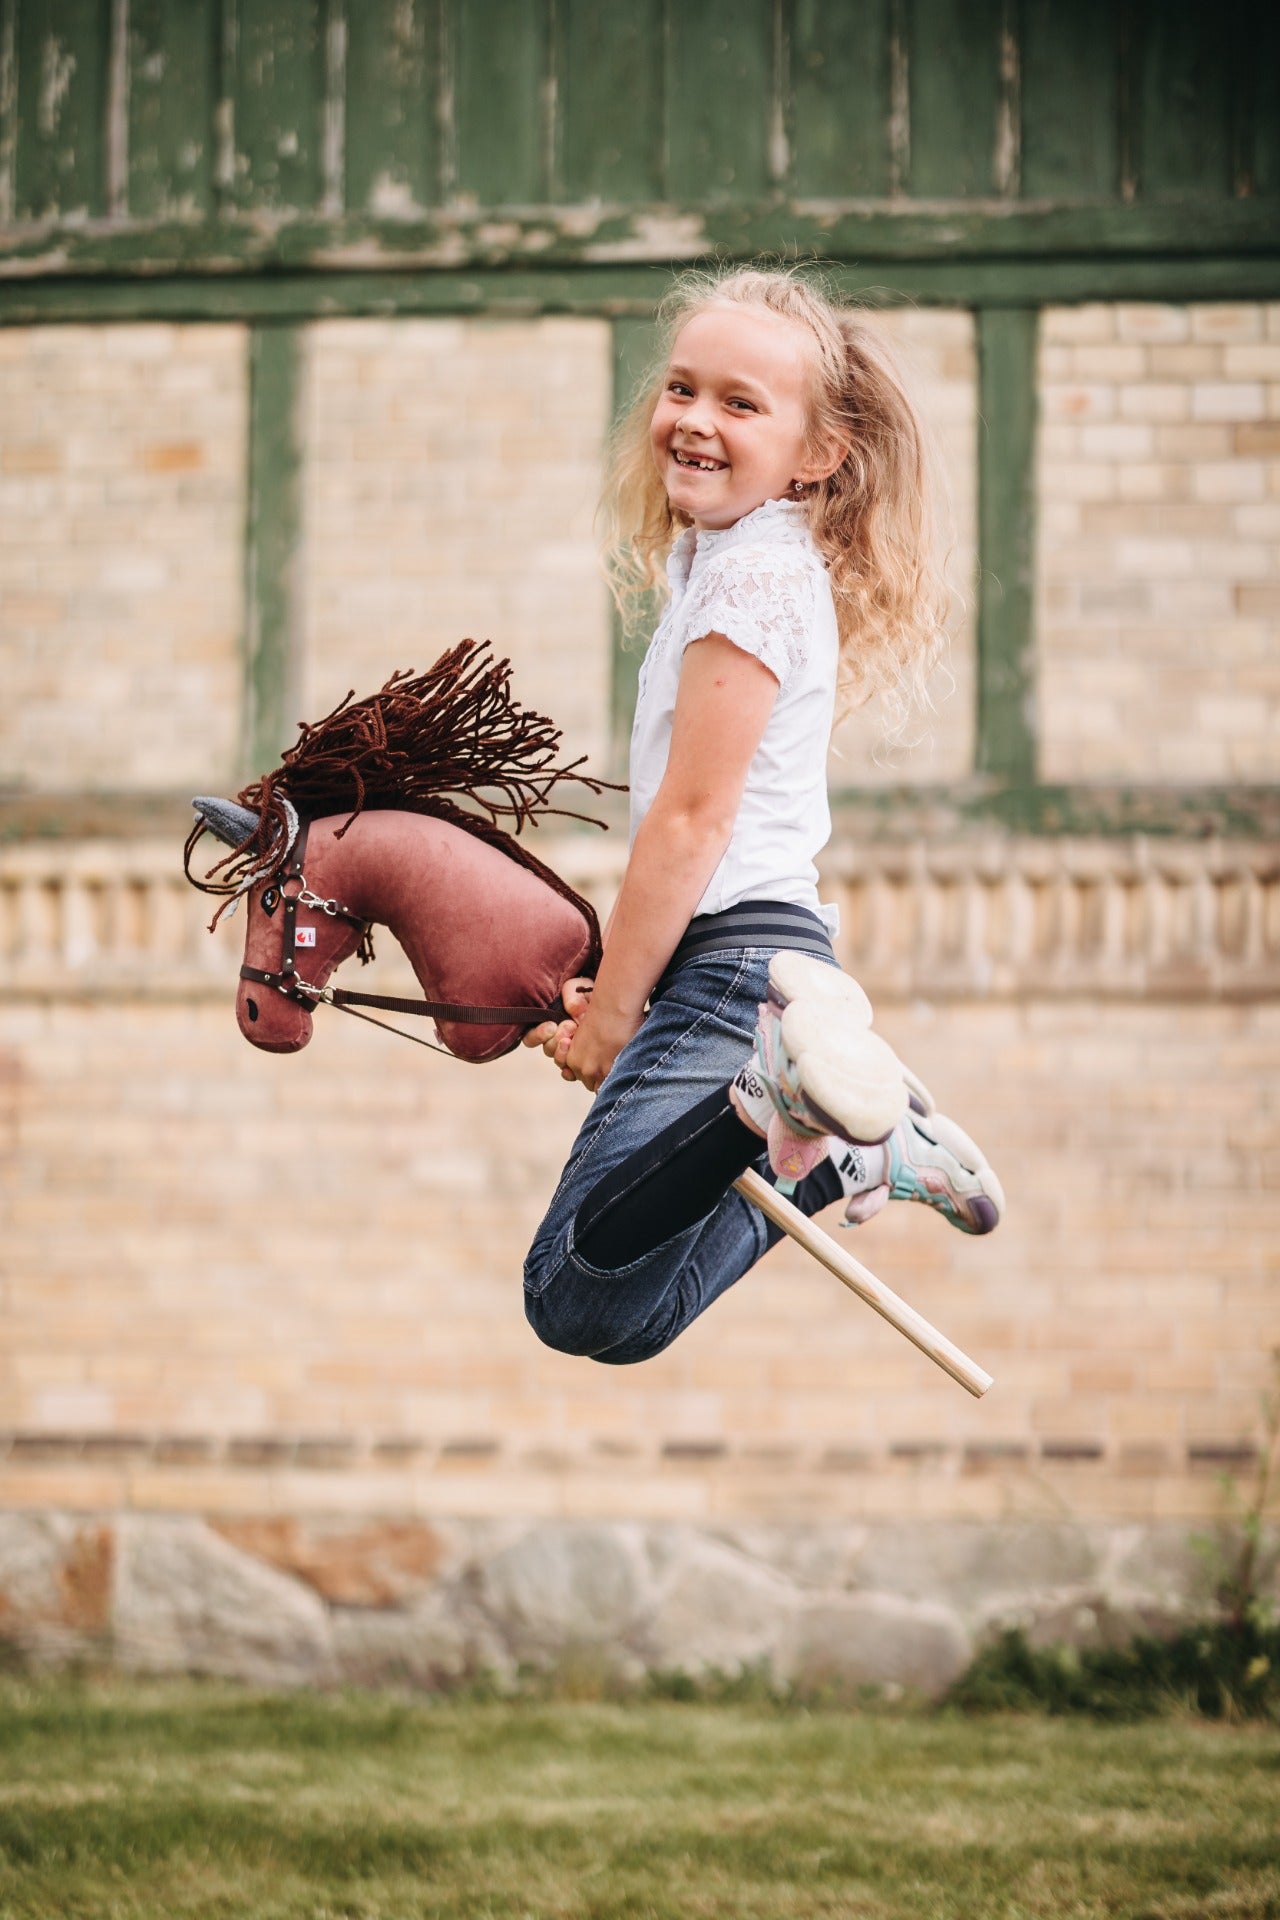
[238, 819, 571, 1052]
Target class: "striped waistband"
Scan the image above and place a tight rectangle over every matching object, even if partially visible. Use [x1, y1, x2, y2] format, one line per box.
[654, 900, 835, 998]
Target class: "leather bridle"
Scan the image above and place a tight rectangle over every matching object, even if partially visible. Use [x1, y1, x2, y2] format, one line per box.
[238, 821, 570, 1053]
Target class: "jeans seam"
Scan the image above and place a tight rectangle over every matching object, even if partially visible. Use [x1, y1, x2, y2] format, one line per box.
[524, 951, 760, 1301]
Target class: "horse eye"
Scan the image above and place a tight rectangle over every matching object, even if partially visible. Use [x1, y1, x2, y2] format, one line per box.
[261, 887, 279, 916]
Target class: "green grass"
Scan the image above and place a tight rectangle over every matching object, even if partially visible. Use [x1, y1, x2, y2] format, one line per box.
[0, 1678, 1277, 1918]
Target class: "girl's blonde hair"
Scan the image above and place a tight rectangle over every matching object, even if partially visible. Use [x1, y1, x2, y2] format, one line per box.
[600, 263, 955, 737]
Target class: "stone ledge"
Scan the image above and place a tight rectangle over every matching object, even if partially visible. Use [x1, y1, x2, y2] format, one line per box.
[2, 834, 1277, 1001]
[0, 1428, 1254, 1482]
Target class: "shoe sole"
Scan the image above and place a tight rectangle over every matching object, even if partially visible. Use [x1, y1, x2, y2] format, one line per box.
[769, 954, 909, 1145]
[768, 950, 873, 1024]
[768, 952, 936, 1118]
[912, 1110, 1006, 1231]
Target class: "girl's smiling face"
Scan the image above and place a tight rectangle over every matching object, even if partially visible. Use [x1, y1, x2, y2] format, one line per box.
[650, 306, 822, 531]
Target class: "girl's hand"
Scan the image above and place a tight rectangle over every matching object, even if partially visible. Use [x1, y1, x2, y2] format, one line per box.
[559, 997, 644, 1094]
[521, 978, 595, 1077]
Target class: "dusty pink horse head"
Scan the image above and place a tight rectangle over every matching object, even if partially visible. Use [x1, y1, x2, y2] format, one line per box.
[193, 798, 599, 1063]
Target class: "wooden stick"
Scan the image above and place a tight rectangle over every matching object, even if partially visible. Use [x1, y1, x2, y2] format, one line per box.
[733, 1167, 993, 1399]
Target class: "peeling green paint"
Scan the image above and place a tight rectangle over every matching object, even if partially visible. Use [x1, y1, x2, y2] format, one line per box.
[3, 199, 1280, 285]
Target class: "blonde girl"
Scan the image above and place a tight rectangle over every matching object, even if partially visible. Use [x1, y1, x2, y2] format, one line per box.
[522, 265, 1001, 1365]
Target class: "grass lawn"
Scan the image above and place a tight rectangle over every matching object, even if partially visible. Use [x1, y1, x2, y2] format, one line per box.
[0, 1679, 1276, 1918]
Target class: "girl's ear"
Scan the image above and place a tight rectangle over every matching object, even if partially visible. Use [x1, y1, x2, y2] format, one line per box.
[794, 430, 852, 487]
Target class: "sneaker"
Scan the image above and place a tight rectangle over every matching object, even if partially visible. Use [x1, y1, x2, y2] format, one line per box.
[842, 1108, 1004, 1235]
[749, 953, 910, 1184]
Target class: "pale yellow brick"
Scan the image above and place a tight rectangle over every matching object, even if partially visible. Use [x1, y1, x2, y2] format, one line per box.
[1050, 462, 1118, 501]
[1077, 422, 1155, 460]
[1115, 305, 1192, 344]
[1191, 461, 1267, 504]
[1155, 423, 1234, 459]
[1043, 304, 1116, 344]
[1118, 382, 1191, 422]
[1235, 499, 1280, 537]
[1149, 345, 1223, 378]
[1222, 344, 1280, 379]
[1070, 345, 1149, 380]
[1043, 383, 1117, 422]
[1190, 304, 1265, 343]
[1192, 382, 1267, 422]
[1115, 462, 1176, 502]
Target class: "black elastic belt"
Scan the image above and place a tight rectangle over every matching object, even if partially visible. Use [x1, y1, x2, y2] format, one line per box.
[653, 899, 835, 1000]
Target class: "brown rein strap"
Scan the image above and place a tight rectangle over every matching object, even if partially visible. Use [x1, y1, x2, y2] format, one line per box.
[238, 821, 569, 1032]
[238, 963, 568, 1029]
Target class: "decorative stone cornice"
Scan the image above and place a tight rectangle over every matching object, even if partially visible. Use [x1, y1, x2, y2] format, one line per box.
[823, 836, 1280, 1001]
[1, 835, 1277, 1002]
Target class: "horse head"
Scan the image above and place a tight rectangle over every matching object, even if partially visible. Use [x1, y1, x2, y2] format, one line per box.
[191, 798, 600, 1064]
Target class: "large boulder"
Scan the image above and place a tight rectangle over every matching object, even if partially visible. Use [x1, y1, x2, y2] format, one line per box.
[115, 1516, 332, 1686]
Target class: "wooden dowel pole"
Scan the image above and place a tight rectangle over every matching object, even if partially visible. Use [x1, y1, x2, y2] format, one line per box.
[733, 1167, 993, 1399]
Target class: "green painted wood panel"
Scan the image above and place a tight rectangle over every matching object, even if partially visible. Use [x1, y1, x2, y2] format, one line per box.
[0, 5, 14, 222]
[791, 0, 892, 198]
[5, 244, 1280, 326]
[559, 0, 663, 202]
[1135, 3, 1234, 199]
[127, 0, 218, 217]
[1243, 0, 1279, 197]
[344, 0, 438, 213]
[975, 307, 1037, 784]
[14, 0, 110, 219]
[1020, 0, 1119, 201]
[243, 323, 303, 775]
[666, 0, 772, 202]
[609, 314, 659, 770]
[905, 0, 1003, 199]
[227, 0, 325, 211]
[453, 0, 546, 205]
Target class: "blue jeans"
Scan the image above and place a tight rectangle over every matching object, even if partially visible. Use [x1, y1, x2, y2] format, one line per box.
[523, 948, 837, 1366]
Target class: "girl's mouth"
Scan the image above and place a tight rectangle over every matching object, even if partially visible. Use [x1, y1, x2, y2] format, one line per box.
[672, 449, 726, 472]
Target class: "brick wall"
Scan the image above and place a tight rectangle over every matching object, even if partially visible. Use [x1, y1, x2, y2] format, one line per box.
[302, 316, 613, 769]
[1, 301, 1277, 1567]
[1, 841, 1276, 1525]
[0, 324, 248, 794]
[1038, 302, 1280, 782]
[828, 306, 977, 784]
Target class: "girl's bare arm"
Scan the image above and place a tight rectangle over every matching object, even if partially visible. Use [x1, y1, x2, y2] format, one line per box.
[555, 633, 779, 1092]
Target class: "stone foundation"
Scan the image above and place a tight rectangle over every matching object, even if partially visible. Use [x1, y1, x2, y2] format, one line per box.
[0, 1512, 1257, 1698]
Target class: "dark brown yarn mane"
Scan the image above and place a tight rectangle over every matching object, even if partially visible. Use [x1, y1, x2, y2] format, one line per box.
[184, 640, 620, 965]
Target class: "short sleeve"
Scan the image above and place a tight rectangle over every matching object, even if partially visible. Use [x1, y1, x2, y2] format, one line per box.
[679, 544, 817, 687]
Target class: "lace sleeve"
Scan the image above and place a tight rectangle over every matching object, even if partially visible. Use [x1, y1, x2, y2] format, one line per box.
[679, 546, 817, 687]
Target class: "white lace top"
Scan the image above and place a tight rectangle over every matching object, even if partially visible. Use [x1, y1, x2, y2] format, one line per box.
[629, 495, 840, 932]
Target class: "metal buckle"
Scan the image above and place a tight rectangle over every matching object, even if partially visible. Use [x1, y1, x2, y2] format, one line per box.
[286, 976, 334, 1005]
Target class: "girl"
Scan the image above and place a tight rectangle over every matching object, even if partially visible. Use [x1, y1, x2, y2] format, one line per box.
[522, 265, 1002, 1365]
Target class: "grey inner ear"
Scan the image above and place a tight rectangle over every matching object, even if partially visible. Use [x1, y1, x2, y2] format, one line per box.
[192, 796, 262, 848]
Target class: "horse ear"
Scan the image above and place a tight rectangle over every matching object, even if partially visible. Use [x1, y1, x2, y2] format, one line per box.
[192, 796, 262, 848]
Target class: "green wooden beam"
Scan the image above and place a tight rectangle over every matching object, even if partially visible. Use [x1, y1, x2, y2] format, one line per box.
[3, 196, 1280, 280]
[242, 323, 303, 777]
[4, 248, 1280, 330]
[975, 306, 1038, 785]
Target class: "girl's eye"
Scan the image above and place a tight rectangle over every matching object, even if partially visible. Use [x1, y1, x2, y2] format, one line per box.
[668, 381, 692, 397]
[728, 399, 757, 412]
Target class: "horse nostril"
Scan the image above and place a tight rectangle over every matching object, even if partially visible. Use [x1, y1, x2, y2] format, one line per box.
[246, 998, 259, 1022]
